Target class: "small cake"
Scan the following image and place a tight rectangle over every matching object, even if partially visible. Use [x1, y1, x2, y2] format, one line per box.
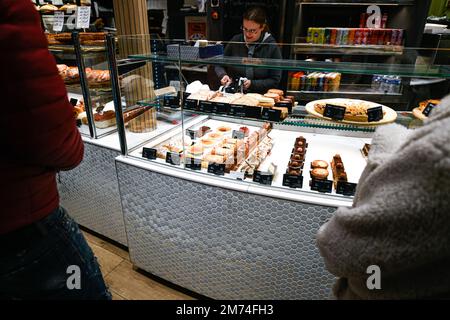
[200, 138, 215, 147]
[197, 126, 211, 138]
[361, 143, 371, 158]
[217, 126, 231, 133]
[208, 132, 223, 140]
[291, 153, 304, 161]
[187, 145, 204, 158]
[311, 160, 329, 169]
[311, 168, 329, 180]
[94, 110, 116, 129]
[267, 89, 284, 96]
[239, 126, 250, 137]
[331, 154, 348, 187]
[287, 168, 302, 176]
[203, 154, 224, 164]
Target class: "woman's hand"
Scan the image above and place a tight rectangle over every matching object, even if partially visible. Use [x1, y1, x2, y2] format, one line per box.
[220, 75, 232, 86]
[243, 79, 251, 90]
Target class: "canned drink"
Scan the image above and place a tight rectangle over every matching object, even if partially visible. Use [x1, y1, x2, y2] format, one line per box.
[392, 30, 399, 46]
[318, 28, 326, 44]
[330, 28, 337, 45]
[362, 29, 369, 45]
[335, 28, 342, 45]
[348, 28, 356, 45]
[324, 28, 332, 44]
[307, 27, 313, 43]
[354, 29, 361, 45]
[395, 29, 404, 46]
[341, 29, 349, 45]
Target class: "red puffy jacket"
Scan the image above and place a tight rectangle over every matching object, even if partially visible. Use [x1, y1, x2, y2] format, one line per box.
[0, 0, 84, 234]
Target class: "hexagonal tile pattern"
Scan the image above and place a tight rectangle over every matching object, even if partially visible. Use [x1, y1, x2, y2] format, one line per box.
[57, 143, 127, 246]
[116, 161, 337, 300]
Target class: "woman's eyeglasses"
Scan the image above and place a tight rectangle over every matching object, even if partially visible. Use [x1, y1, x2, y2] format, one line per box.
[241, 26, 259, 35]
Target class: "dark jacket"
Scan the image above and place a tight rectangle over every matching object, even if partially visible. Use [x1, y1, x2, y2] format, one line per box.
[0, 0, 84, 234]
[316, 95, 450, 299]
[215, 33, 282, 93]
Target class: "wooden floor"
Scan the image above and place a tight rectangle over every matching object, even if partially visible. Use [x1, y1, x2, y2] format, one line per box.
[82, 230, 196, 300]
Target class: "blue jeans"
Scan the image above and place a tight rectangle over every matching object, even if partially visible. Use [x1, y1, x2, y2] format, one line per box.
[0, 207, 112, 300]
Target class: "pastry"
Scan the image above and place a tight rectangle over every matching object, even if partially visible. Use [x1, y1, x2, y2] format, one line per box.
[289, 161, 303, 168]
[267, 89, 284, 96]
[311, 168, 329, 180]
[418, 99, 440, 112]
[200, 138, 215, 147]
[287, 169, 302, 176]
[217, 126, 231, 133]
[263, 93, 280, 103]
[197, 126, 211, 138]
[40, 4, 58, 13]
[188, 145, 204, 157]
[231, 95, 260, 107]
[239, 126, 249, 137]
[291, 153, 304, 161]
[203, 154, 224, 164]
[208, 132, 223, 140]
[94, 110, 116, 129]
[331, 154, 348, 187]
[311, 160, 329, 169]
[361, 144, 371, 158]
[59, 4, 77, 12]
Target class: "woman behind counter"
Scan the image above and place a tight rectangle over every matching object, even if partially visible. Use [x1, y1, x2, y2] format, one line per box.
[215, 6, 282, 94]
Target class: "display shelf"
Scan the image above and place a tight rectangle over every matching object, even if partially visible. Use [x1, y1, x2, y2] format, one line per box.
[129, 53, 450, 78]
[293, 43, 404, 55]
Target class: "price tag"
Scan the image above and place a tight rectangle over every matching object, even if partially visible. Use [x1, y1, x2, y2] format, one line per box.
[164, 95, 180, 108]
[367, 106, 384, 122]
[76, 119, 82, 127]
[185, 157, 202, 171]
[232, 130, 245, 140]
[336, 181, 358, 196]
[229, 105, 246, 117]
[282, 174, 303, 189]
[244, 106, 262, 119]
[310, 178, 333, 193]
[166, 152, 181, 166]
[207, 163, 225, 176]
[324, 104, 346, 121]
[199, 101, 214, 113]
[422, 102, 436, 117]
[186, 129, 197, 140]
[229, 170, 245, 180]
[69, 98, 78, 106]
[142, 147, 157, 160]
[253, 170, 273, 186]
[214, 102, 230, 114]
[53, 0, 64, 5]
[184, 99, 198, 110]
[275, 101, 293, 113]
[76, 6, 91, 29]
[261, 108, 282, 122]
[53, 11, 65, 32]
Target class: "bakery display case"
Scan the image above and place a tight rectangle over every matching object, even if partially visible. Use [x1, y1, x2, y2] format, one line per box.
[106, 36, 449, 299]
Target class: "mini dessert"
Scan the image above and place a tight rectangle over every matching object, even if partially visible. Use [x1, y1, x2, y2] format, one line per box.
[203, 154, 224, 164]
[40, 4, 58, 13]
[188, 145, 204, 158]
[287, 168, 302, 176]
[212, 147, 233, 157]
[217, 126, 231, 133]
[331, 154, 348, 188]
[361, 144, 371, 158]
[200, 138, 215, 147]
[263, 93, 280, 103]
[268, 89, 284, 96]
[294, 147, 305, 155]
[197, 126, 211, 138]
[311, 160, 329, 169]
[208, 132, 223, 140]
[94, 110, 116, 129]
[311, 168, 329, 180]
[291, 153, 304, 161]
[239, 126, 249, 137]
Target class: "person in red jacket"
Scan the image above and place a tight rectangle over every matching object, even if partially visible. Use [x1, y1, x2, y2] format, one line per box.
[0, 0, 111, 300]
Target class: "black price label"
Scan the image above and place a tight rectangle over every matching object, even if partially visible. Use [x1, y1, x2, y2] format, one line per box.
[76, 119, 82, 127]
[186, 129, 197, 140]
[214, 102, 230, 114]
[166, 152, 181, 166]
[199, 101, 214, 113]
[229, 104, 246, 117]
[310, 178, 333, 193]
[142, 147, 157, 160]
[275, 102, 293, 113]
[184, 99, 198, 110]
[367, 106, 384, 122]
[282, 174, 303, 189]
[261, 108, 282, 122]
[207, 162, 225, 176]
[163, 95, 180, 108]
[232, 130, 245, 140]
[185, 157, 202, 171]
[70, 98, 78, 106]
[422, 102, 436, 117]
[336, 181, 358, 196]
[324, 104, 346, 121]
[253, 170, 273, 186]
[244, 106, 262, 119]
